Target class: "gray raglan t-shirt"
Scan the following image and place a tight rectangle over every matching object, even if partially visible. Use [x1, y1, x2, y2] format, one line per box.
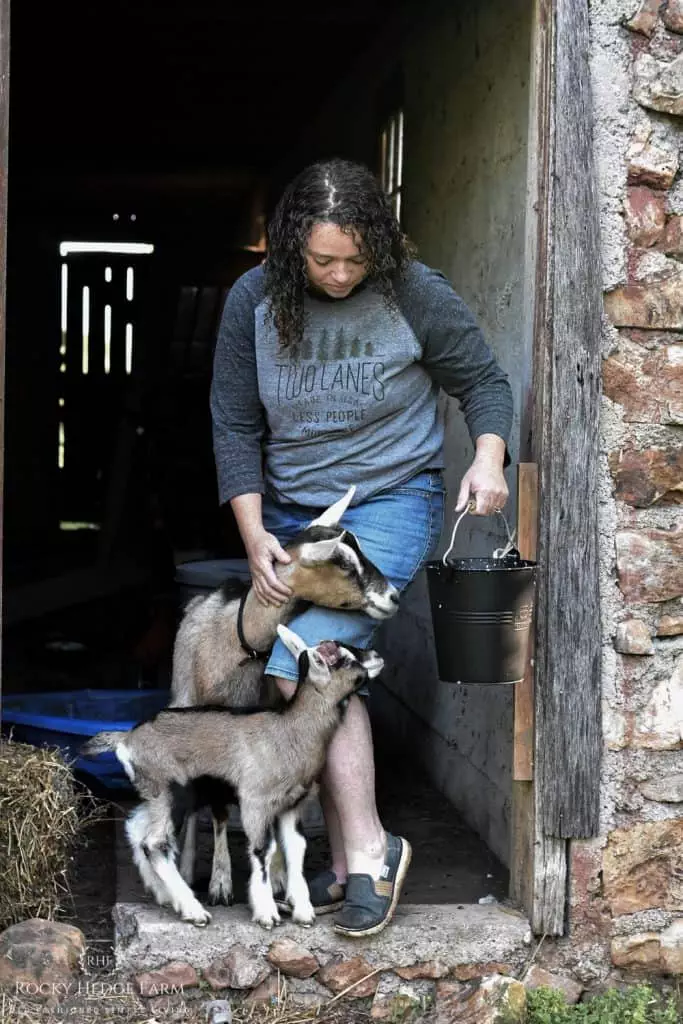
[211, 260, 513, 508]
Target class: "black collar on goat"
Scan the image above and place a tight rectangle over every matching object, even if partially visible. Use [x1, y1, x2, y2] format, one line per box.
[237, 589, 270, 664]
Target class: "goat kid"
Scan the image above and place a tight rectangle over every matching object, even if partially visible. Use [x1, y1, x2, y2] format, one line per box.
[82, 625, 384, 930]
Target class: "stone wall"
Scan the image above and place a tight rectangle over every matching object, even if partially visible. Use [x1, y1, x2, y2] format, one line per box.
[574, 0, 683, 977]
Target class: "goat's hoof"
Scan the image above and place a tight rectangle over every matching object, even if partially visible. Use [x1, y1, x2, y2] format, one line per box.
[208, 889, 233, 907]
[182, 907, 212, 927]
[253, 913, 280, 930]
[191, 914, 212, 928]
[292, 908, 316, 927]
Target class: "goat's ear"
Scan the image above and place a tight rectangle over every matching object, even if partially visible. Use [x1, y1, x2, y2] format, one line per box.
[306, 649, 332, 687]
[362, 650, 384, 679]
[298, 533, 344, 567]
[277, 624, 308, 659]
[308, 486, 356, 528]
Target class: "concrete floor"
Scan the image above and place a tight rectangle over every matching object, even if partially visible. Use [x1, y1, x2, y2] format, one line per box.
[112, 756, 528, 977]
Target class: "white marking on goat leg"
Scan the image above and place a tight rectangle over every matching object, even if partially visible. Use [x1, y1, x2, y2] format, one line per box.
[208, 815, 233, 906]
[150, 848, 211, 927]
[247, 829, 280, 930]
[179, 811, 197, 884]
[278, 809, 315, 926]
[125, 806, 172, 907]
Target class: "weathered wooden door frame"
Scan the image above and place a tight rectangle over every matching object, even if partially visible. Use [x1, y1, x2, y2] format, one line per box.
[512, 0, 603, 935]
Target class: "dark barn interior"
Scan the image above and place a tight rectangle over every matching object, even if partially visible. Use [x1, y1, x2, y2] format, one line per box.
[2, 0, 518, 919]
[7, 0, 404, 589]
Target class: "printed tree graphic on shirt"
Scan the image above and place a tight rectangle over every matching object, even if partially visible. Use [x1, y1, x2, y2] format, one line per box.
[300, 335, 313, 360]
[313, 327, 365, 361]
[317, 328, 330, 361]
[333, 327, 347, 360]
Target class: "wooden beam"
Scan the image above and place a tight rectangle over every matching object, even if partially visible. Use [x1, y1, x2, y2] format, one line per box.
[511, 0, 604, 936]
[0, 0, 9, 720]
[532, 0, 603, 840]
[513, 463, 538, 781]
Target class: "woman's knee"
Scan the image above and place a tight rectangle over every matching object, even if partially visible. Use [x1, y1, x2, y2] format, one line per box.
[273, 675, 297, 701]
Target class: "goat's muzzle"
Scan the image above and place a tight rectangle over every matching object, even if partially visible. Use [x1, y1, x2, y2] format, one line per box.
[363, 583, 400, 620]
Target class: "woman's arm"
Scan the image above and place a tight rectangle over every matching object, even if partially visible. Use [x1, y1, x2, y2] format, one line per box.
[397, 264, 513, 515]
[210, 270, 267, 505]
[455, 433, 508, 514]
[231, 493, 292, 606]
[211, 270, 291, 604]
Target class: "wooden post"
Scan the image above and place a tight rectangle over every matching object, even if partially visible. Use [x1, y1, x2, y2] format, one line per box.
[533, 0, 602, 842]
[513, 463, 538, 781]
[0, 0, 9, 721]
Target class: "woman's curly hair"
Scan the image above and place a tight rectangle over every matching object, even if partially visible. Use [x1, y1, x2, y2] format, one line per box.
[264, 158, 415, 350]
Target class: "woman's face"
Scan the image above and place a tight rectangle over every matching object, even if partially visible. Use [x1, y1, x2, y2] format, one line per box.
[304, 222, 368, 299]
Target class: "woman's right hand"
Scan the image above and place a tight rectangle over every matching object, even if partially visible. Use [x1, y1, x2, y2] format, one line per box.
[244, 529, 293, 607]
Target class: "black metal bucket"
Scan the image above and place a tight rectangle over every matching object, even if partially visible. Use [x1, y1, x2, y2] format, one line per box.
[426, 548, 536, 685]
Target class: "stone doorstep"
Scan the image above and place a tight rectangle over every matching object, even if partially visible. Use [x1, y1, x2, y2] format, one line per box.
[112, 901, 532, 976]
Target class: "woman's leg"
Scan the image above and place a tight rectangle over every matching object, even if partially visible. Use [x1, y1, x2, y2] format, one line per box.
[266, 473, 444, 889]
[320, 694, 385, 878]
[272, 680, 383, 880]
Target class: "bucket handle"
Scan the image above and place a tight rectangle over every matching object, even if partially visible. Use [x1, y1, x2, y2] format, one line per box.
[442, 500, 517, 567]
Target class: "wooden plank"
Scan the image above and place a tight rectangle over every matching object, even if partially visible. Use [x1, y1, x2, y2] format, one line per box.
[532, 0, 602, 840]
[510, 0, 551, 922]
[0, 0, 9, 721]
[531, 833, 567, 935]
[513, 463, 537, 781]
[509, 781, 534, 913]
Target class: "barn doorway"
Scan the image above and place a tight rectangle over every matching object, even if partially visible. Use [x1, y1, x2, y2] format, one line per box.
[2, 0, 549, 948]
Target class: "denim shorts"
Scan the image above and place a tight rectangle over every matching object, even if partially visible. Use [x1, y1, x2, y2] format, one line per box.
[262, 470, 445, 683]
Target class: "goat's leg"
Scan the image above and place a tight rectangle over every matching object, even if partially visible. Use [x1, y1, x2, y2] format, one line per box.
[148, 846, 212, 927]
[241, 805, 280, 929]
[178, 811, 197, 885]
[277, 808, 315, 926]
[125, 805, 173, 908]
[207, 806, 233, 906]
[132, 795, 211, 926]
[269, 845, 287, 900]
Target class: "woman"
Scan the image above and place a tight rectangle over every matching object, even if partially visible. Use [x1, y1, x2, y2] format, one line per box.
[210, 158, 512, 937]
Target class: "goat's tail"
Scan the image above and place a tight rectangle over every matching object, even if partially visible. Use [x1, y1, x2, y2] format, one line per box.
[81, 730, 127, 756]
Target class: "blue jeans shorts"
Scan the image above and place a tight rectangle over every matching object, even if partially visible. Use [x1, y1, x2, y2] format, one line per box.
[262, 470, 445, 684]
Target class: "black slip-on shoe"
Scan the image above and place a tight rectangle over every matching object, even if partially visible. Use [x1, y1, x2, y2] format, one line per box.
[333, 834, 412, 937]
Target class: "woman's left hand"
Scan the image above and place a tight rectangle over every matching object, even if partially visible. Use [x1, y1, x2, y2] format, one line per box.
[456, 436, 509, 515]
